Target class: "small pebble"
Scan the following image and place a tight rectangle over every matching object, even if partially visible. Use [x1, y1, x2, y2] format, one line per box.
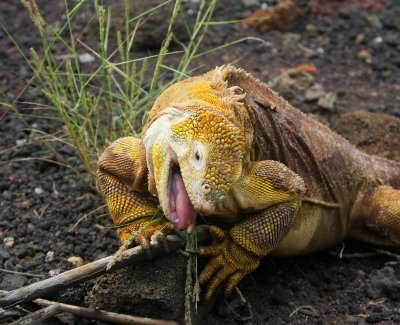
[317, 92, 337, 111]
[271, 288, 294, 305]
[3, 237, 14, 248]
[67, 256, 84, 267]
[34, 187, 44, 195]
[371, 36, 385, 51]
[355, 33, 365, 44]
[0, 274, 26, 291]
[15, 138, 27, 146]
[0, 247, 10, 260]
[346, 315, 361, 323]
[372, 36, 383, 45]
[242, 0, 260, 8]
[26, 223, 35, 233]
[48, 269, 61, 277]
[4, 260, 16, 271]
[367, 266, 400, 300]
[2, 191, 12, 200]
[367, 15, 382, 29]
[17, 248, 30, 258]
[57, 313, 77, 325]
[45, 251, 54, 263]
[78, 53, 95, 64]
[357, 50, 371, 59]
[306, 23, 316, 33]
[366, 313, 383, 323]
[305, 86, 324, 102]
[21, 199, 31, 209]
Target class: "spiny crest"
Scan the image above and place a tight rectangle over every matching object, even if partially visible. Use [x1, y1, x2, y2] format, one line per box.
[210, 66, 246, 108]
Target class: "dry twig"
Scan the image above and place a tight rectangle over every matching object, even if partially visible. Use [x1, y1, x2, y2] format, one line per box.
[0, 268, 44, 279]
[9, 304, 61, 325]
[290, 305, 319, 318]
[35, 298, 178, 325]
[1, 289, 177, 325]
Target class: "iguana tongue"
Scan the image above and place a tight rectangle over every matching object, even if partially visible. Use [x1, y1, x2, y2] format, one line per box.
[169, 170, 197, 230]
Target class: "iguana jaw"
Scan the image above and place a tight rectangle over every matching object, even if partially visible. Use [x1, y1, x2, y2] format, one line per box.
[146, 138, 217, 231]
[167, 156, 197, 230]
[143, 109, 203, 230]
[146, 140, 191, 230]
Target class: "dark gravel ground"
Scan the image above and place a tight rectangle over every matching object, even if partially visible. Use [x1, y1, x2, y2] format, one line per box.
[1, 0, 400, 324]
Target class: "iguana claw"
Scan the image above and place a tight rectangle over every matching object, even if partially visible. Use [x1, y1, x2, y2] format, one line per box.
[198, 225, 261, 302]
[149, 229, 166, 246]
[106, 220, 171, 270]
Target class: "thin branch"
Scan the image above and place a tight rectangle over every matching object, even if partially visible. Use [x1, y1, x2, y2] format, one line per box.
[0, 308, 22, 321]
[0, 289, 178, 324]
[329, 251, 379, 259]
[9, 304, 61, 325]
[371, 247, 400, 261]
[290, 305, 320, 318]
[35, 298, 178, 325]
[0, 269, 44, 279]
[70, 204, 106, 230]
[329, 246, 400, 261]
[3, 157, 71, 168]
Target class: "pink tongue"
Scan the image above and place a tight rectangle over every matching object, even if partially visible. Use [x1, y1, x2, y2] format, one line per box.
[169, 172, 197, 230]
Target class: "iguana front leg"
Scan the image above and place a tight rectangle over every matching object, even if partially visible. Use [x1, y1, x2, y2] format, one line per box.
[97, 136, 169, 245]
[199, 160, 305, 301]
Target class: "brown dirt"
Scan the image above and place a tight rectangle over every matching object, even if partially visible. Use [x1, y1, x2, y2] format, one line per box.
[332, 111, 400, 162]
[85, 254, 187, 323]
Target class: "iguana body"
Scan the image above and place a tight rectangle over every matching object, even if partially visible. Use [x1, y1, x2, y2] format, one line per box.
[97, 66, 400, 301]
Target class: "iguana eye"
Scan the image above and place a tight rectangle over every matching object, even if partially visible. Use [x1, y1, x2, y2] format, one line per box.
[191, 141, 205, 170]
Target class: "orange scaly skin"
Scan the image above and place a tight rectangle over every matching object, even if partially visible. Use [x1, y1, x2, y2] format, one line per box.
[97, 66, 400, 301]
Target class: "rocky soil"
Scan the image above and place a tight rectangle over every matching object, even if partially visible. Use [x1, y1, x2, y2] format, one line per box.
[1, 0, 400, 324]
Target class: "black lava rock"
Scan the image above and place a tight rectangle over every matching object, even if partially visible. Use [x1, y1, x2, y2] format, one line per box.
[271, 288, 294, 305]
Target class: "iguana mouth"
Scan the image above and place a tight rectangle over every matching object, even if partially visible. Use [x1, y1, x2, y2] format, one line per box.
[168, 161, 197, 230]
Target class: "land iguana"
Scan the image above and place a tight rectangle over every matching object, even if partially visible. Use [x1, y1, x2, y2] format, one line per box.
[97, 66, 400, 301]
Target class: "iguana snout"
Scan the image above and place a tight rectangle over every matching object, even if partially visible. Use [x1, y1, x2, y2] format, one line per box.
[169, 157, 219, 229]
[149, 140, 221, 230]
[142, 114, 218, 230]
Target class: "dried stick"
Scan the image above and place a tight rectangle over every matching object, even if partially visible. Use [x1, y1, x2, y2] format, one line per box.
[35, 298, 178, 325]
[0, 268, 44, 278]
[1, 289, 178, 325]
[9, 304, 61, 325]
[0, 226, 210, 309]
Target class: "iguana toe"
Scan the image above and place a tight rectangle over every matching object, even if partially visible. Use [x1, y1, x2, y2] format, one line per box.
[149, 229, 166, 246]
[198, 225, 261, 301]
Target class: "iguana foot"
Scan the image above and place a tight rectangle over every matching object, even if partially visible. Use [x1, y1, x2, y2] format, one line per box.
[198, 225, 261, 302]
[107, 219, 171, 270]
[358, 186, 400, 246]
[118, 218, 171, 247]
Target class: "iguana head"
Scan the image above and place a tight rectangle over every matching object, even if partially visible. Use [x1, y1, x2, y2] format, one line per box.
[143, 67, 250, 230]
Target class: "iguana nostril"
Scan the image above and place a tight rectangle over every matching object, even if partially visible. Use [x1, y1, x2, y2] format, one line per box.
[202, 184, 211, 194]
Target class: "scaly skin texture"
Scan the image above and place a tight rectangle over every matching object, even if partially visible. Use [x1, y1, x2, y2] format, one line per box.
[97, 66, 400, 301]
